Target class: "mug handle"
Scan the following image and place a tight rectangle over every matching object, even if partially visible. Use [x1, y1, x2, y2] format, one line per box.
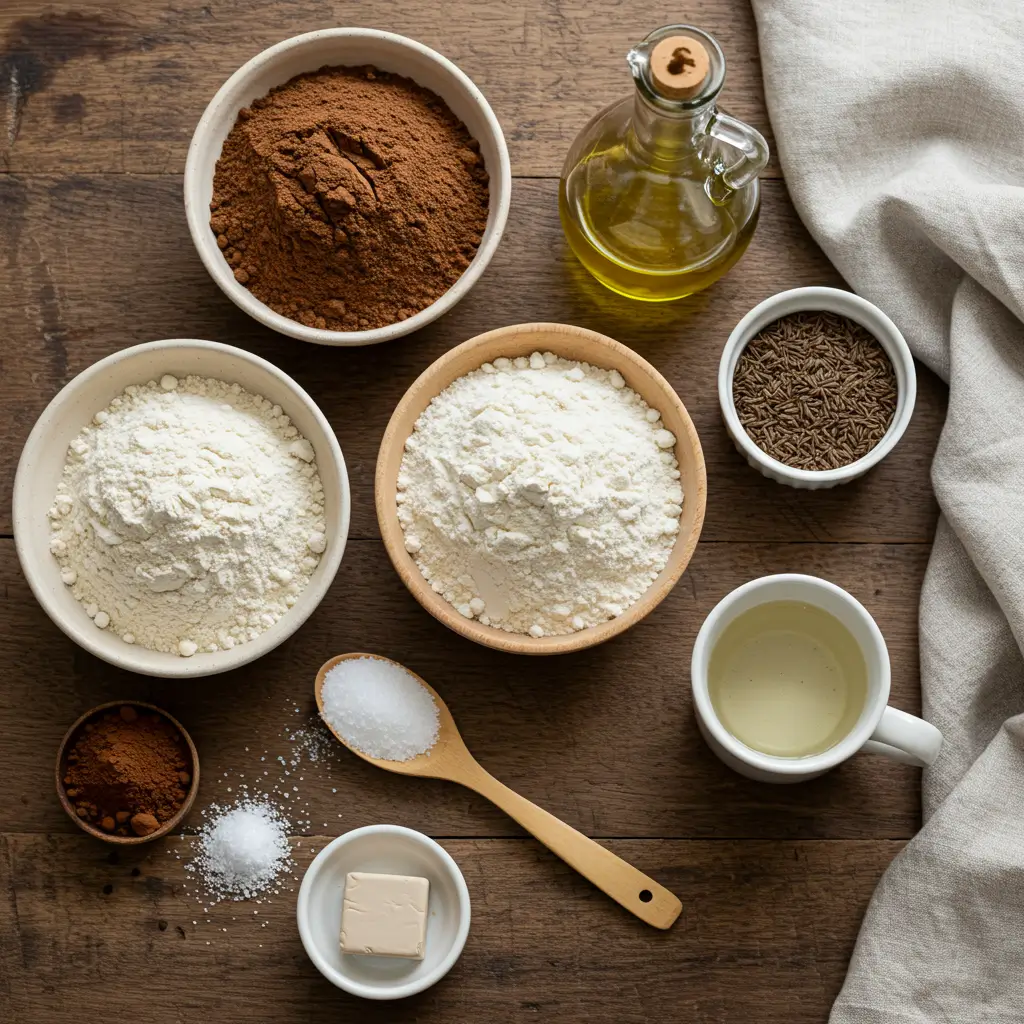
[862, 706, 943, 767]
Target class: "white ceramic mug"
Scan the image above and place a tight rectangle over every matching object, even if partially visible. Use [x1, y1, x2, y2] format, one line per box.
[691, 574, 943, 783]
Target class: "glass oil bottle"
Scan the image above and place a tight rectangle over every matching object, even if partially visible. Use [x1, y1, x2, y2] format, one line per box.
[560, 25, 769, 301]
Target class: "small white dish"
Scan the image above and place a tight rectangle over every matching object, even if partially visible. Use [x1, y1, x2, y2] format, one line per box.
[184, 28, 512, 347]
[718, 286, 917, 489]
[13, 339, 350, 678]
[297, 825, 470, 1000]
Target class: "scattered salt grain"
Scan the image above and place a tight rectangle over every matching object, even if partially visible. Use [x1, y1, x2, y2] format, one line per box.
[320, 657, 439, 761]
[187, 799, 291, 900]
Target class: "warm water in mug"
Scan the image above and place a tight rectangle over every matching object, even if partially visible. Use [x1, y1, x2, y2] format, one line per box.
[707, 600, 868, 758]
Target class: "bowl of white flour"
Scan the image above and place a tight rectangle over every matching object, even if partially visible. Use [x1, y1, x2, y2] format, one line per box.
[375, 322, 706, 654]
[14, 339, 349, 677]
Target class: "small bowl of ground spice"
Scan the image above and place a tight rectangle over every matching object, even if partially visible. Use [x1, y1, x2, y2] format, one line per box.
[185, 28, 510, 346]
[718, 286, 916, 489]
[56, 702, 199, 844]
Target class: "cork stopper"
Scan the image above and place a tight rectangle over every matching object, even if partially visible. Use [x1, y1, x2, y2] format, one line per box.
[649, 35, 711, 100]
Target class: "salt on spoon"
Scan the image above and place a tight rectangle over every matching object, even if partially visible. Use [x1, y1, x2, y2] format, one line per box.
[319, 656, 438, 761]
[315, 652, 683, 929]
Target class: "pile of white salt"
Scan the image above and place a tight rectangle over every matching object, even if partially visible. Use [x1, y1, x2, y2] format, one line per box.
[187, 798, 291, 900]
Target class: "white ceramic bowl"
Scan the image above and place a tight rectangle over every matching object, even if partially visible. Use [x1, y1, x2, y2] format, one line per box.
[184, 28, 511, 347]
[718, 286, 917, 489]
[297, 825, 471, 1000]
[13, 339, 350, 678]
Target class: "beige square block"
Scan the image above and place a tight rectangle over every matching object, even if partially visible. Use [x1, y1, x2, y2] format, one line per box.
[340, 871, 430, 959]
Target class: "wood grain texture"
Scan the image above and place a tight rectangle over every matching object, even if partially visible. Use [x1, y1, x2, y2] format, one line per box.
[315, 655, 684, 929]
[0, 176, 945, 541]
[0, 0, 776, 178]
[0, 1, 945, 1019]
[0, 536, 924, 839]
[0, 832, 903, 1023]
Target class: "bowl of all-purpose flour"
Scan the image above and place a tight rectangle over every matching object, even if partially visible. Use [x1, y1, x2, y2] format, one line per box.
[375, 322, 706, 654]
[14, 339, 349, 677]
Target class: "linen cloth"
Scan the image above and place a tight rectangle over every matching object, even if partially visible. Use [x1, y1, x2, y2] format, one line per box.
[749, 1, 1024, 1019]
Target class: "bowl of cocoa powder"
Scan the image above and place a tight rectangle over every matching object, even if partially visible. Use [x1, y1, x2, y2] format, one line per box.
[56, 702, 199, 844]
[185, 29, 510, 346]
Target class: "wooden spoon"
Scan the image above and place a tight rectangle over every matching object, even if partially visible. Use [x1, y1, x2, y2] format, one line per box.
[315, 653, 682, 930]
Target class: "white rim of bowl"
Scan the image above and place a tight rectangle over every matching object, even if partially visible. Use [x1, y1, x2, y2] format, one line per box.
[718, 286, 917, 484]
[183, 28, 512, 347]
[12, 338, 350, 678]
[296, 824, 472, 1000]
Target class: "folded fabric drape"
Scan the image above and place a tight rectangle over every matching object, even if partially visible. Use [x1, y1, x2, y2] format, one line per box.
[750, 1, 1024, 1018]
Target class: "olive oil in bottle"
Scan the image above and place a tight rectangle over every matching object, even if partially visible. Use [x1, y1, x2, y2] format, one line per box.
[560, 25, 768, 301]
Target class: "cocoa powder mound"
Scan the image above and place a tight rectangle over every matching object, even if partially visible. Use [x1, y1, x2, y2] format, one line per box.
[209, 64, 491, 332]
[63, 706, 193, 837]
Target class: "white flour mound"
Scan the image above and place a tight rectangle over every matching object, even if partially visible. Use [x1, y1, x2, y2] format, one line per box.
[48, 374, 327, 656]
[397, 351, 684, 637]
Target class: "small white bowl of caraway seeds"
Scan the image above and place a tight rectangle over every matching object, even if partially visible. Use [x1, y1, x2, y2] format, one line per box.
[719, 286, 916, 490]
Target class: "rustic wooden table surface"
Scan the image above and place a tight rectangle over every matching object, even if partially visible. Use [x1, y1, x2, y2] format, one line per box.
[0, 2, 944, 1021]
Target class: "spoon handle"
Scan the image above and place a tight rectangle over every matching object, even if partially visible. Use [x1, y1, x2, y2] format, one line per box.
[460, 762, 682, 929]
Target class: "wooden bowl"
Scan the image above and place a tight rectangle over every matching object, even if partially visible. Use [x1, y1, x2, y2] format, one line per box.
[375, 322, 707, 654]
[56, 701, 200, 845]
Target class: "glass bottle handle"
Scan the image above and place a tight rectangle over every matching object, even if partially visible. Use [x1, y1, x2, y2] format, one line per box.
[704, 112, 769, 203]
